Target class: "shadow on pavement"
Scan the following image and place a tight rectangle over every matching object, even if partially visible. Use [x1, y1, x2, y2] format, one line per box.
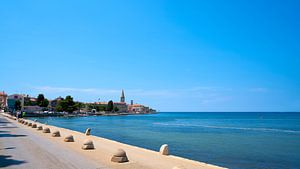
[0, 155, 26, 168]
[0, 133, 27, 138]
[4, 147, 16, 150]
[0, 147, 16, 150]
[0, 126, 18, 129]
[0, 118, 18, 129]
[0, 130, 9, 133]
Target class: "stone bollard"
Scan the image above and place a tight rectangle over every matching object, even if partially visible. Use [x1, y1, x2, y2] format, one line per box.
[52, 130, 60, 137]
[172, 166, 186, 169]
[85, 128, 91, 136]
[111, 149, 129, 163]
[159, 144, 169, 155]
[81, 139, 94, 150]
[28, 122, 32, 127]
[37, 125, 43, 130]
[64, 135, 74, 142]
[32, 124, 37, 128]
[43, 127, 50, 133]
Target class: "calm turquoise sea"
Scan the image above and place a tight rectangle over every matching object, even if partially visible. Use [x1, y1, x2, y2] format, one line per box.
[31, 112, 300, 169]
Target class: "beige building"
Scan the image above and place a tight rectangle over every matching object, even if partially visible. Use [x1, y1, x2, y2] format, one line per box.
[128, 104, 150, 114]
[95, 101, 128, 113]
[94, 90, 154, 114]
[49, 96, 63, 110]
[23, 106, 43, 113]
[114, 102, 128, 112]
[0, 91, 8, 109]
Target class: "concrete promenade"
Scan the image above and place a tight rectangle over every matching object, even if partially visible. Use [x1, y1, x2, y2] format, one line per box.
[0, 115, 106, 169]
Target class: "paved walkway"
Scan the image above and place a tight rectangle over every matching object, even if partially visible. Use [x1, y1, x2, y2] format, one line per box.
[0, 116, 108, 169]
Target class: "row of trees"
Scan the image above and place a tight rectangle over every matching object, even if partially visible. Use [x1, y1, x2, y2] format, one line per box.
[37, 94, 49, 107]
[15, 94, 49, 111]
[19, 94, 119, 113]
[56, 95, 79, 113]
[24, 94, 49, 107]
[86, 100, 119, 112]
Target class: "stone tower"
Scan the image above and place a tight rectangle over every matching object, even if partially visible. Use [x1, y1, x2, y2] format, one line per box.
[120, 90, 125, 103]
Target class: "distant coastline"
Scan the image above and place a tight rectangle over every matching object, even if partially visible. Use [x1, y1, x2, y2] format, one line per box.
[0, 90, 157, 117]
[22, 110, 158, 117]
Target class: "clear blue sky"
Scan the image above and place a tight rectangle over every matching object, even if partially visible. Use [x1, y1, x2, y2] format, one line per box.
[1, 0, 300, 112]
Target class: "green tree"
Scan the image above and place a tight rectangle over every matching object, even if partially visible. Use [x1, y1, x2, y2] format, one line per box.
[99, 105, 106, 111]
[36, 94, 49, 107]
[55, 96, 77, 113]
[74, 102, 84, 111]
[55, 99, 65, 112]
[36, 94, 45, 106]
[95, 105, 106, 112]
[15, 100, 21, 111]
[24, 97, 36, 106]
[106, 100, 114, 112]
[65, 96, 76, 113]
[87, 103, 94, 111]
[40, 99, 49, 107]
[113, 106, 119, 112]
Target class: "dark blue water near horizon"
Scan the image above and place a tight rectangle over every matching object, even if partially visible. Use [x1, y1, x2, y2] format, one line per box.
[31, 112, 300, 169]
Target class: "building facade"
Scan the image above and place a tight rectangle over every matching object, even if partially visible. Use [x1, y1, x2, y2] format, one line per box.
[49, 96, 63, 110]
[114, 102, 128, 113]
[0, 91, 8, 109]
[7, 94, 25, 111]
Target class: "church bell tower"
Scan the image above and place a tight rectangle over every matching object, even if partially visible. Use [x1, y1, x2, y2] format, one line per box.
[120, 90, 125, 103]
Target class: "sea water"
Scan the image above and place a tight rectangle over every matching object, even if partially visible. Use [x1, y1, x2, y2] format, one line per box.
[32, 112, 300, 169]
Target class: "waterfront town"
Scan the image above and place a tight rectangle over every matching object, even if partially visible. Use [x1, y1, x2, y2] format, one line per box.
[0, 90, 156, 117]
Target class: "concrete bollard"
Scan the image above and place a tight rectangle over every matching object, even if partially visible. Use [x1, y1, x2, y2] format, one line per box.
[85, 128, 91, 136]
[159, 144, 169, 155]
[32, 124, 37, 128]
[172, 166, 186, 169]
[81, 139, 94, 150]
[37, 125, 43, 130]
[64, 135, 74, 142]
[28, 122, 32, 127]
[43, 127, 50, 133]
[52, 130, 60, 137]
[111, 149, 129, 163]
